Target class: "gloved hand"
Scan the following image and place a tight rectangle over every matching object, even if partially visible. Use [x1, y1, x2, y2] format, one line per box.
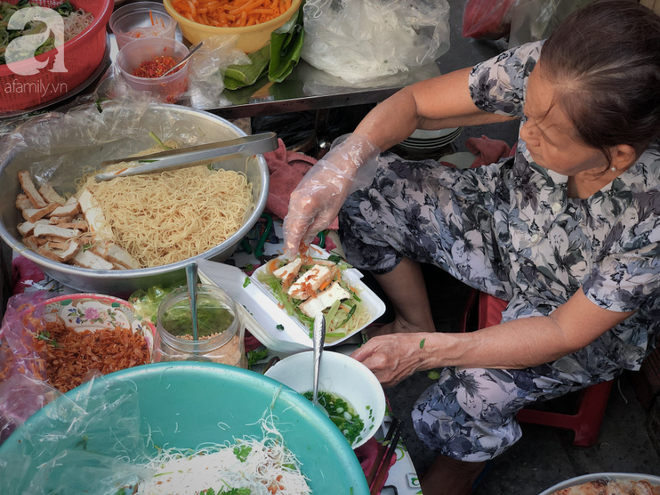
[283, 134, 380, 258]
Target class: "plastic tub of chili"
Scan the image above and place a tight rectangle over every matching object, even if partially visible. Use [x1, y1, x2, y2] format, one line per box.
[0, 0, 113, 114]
[109, 1, 177, 50]
[115, 37, 189, 103]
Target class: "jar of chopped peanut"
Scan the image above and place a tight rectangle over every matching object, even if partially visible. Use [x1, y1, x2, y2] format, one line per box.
[154, 284, 246, 367]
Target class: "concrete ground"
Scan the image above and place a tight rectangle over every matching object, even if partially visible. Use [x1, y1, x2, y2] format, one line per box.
[372, 1, 660, 490]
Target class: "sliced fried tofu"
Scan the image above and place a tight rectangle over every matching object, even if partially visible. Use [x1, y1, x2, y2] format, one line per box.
[65, 196, 78, 206]
[78, 188, 113, 241]
[49, 216, 73, 225]
[38, 240, 80, 263]
[38, 183, 66, 206]
[48, 203, 80, 218]
[17, 221, 36, 237]
[33, 224, 80, 240]
[92, 241, 139, 270]
[299, 282, 351, 318]
[73, 250, 114, 270]
[15, 194, 33, 211]
[18, 171, 47, 208]
[22, 203, 59, 223]
[273, 258, 304, 281]
[287, 265, 333, 301]
[56, 221, 88, 231]
[17, 219, 49, 237]
[23, 236, 40, 251]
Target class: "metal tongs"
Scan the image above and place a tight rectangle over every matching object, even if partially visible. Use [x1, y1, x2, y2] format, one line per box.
[94, 132, 278, 182]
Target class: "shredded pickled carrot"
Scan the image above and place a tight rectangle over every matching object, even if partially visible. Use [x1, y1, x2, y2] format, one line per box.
[172, 0, 292, 27]
[150, 9, 154, 25]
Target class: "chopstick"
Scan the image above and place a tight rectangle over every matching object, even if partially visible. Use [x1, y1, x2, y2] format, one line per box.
[368, 418, 403, 495]
[366, 418, 399, 486]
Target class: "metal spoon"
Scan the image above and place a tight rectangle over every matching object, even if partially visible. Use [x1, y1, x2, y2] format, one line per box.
[185, 262, 199, 342]
[162, 41, 203, 77]
[312, 314, 329, 417]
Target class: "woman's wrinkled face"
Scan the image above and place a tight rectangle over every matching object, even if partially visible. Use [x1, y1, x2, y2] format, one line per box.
[520, 62, 609, 176]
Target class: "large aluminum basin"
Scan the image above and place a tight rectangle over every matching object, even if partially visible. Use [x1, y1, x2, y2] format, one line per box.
[0, 104, 269, 297]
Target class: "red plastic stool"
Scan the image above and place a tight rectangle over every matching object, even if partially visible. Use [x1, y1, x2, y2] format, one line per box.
[460, 289, 613, 448]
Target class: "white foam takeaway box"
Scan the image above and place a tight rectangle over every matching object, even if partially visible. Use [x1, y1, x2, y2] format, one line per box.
[197, 247, 386, 354]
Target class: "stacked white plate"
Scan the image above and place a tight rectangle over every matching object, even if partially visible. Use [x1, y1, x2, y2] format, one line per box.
[399, 127, 463, 151]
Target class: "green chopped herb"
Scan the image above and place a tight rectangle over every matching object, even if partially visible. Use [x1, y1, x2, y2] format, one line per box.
[217, 488, 251, 495]
[137, 159, 158, 163]
[36, 330, 62, 348]
[420, 338, 426, 349]
[302, 391, 364, 445]
[148, 131, 172, 150]
[276, 324, 284, 331]
[233, 445, 252, 462]
[243, 277, 251, 288]
[327, 254, 343, 264]
[427, 370, 441, 380]
[244, 263, 255, 272]
[82, 244, 92, 252]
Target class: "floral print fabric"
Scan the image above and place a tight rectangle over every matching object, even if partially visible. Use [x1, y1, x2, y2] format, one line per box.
[338, 41, 660, 460]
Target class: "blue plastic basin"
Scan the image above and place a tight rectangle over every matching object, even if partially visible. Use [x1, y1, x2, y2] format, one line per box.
[0, 362, 369, 494]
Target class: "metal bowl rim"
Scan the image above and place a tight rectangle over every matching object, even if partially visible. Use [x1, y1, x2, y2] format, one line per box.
[538, 472, 660, 495]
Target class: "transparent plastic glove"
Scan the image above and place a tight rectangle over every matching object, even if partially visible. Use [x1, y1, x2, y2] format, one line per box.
[283, 134, 380, 258]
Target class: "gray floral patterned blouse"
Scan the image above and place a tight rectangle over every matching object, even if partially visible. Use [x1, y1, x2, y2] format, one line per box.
[467, 41, 660, 374]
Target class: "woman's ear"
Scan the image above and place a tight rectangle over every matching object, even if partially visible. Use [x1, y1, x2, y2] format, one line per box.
[610, 144, 638, 171]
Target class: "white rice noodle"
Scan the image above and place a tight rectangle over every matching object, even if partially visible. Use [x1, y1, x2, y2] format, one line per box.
[136, 415, 312, 495]
[63, 11, 94, 42]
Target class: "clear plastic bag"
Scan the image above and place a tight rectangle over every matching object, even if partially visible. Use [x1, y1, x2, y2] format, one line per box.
[94, 35, 250, 110]
[0, 291, 60, 445]
[0, 375, 153, 495]
[508, 0, 595, 47]
[301, 0, 450, 84]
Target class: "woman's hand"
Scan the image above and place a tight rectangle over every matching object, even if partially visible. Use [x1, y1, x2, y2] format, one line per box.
[351, 333, 433, 388]
[283, 134, 380, 258]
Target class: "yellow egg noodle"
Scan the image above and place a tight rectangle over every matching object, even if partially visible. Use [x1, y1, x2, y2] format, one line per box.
[82, 166, 253, 268]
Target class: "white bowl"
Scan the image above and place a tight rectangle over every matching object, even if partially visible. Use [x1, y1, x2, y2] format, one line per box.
[265, 351, 386, 449]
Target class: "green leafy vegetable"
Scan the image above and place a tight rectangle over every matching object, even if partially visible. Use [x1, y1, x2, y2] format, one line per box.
[327, 254, 343, 264]
[246, 347, 268, 369]
[276, 324, 284, 331]
[224, 44, 271, 90]
[233, 445, 252, 462]
[54, 1, 74, 16]
[243, 277, 251, 288]
[268, 5, 304, 83]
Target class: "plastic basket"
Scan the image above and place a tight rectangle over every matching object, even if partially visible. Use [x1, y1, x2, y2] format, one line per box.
[0, 0, 113, 113]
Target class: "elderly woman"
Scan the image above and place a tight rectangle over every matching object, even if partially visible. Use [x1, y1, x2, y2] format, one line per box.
[283, 1, 660, 494]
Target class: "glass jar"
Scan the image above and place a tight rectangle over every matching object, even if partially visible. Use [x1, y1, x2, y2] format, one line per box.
[154, 284, 247, 367]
